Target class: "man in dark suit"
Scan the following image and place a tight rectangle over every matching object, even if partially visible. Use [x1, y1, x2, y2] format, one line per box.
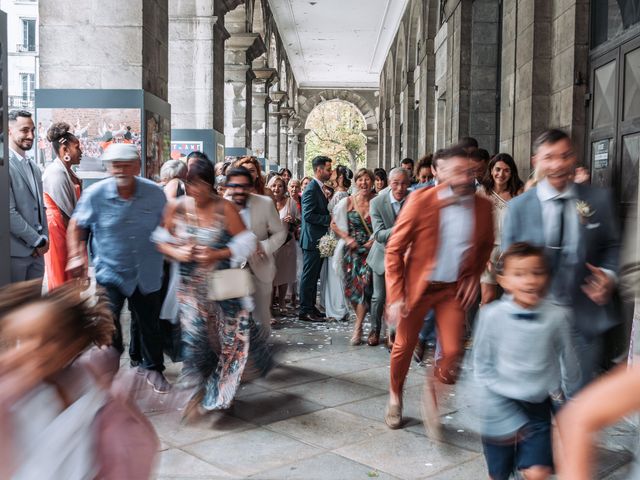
[502, 129, 620, 391]
[299, 155, 333, 322]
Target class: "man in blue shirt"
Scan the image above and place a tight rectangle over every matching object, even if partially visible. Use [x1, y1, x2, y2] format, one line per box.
[67, 143, 170, 393]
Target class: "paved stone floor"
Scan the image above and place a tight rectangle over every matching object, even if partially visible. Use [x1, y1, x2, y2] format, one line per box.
[126, 315, 636, 479]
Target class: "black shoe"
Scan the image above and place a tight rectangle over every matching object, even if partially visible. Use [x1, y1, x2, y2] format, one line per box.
[413, 341, 426, 364]
[312, 307, 326, 318]
[339, 313, 350, 322]
[299, 312, 325, 322]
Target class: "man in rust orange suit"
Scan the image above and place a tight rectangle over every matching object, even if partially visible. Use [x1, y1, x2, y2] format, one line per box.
[384, 146, 494, 430]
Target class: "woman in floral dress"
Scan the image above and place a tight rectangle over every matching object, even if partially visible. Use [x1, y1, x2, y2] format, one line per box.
[331, 168, 375, 345]
[156, 158, 265, 418]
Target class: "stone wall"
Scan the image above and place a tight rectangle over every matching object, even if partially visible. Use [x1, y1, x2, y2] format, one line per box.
[377, 0, 590, 174]
[40, 0, 168, 99]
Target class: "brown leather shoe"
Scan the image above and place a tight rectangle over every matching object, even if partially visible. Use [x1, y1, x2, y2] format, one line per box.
[367, 330, 380, 346]
[384, 402, 403, 429]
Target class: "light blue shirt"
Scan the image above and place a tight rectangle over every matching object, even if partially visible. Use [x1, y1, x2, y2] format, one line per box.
[72, 176, 167, 296]
[473, 297, 580, 402]
[430, 187, 473, 282]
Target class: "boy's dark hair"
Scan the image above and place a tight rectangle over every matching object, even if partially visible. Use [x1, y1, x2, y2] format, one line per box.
[311, 155, 332, 171]
[532, 128, 571, 155]
[496, 242, 549, 275]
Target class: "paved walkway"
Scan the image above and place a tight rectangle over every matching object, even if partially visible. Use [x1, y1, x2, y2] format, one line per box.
[136, 314, 636, 479]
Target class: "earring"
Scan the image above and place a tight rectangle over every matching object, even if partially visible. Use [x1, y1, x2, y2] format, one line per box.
[63, 154, 71, 162]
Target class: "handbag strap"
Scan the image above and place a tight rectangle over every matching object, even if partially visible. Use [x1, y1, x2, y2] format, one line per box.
[351, 196, 372, 237]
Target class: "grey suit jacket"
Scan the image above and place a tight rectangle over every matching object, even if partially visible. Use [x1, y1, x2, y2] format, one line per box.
[246, 193, 287, 283]
[9, 150, 48, 257]
[502, 183, 620, 337]
[367, 188, 398, 275]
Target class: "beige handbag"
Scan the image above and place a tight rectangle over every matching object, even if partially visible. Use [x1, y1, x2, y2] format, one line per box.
[207, 264, 255, 301]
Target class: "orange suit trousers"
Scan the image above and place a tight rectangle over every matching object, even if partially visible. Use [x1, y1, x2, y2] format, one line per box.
[389, 282, 465, 396]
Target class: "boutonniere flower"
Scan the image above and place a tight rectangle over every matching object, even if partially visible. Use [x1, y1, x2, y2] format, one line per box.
[576, 200, 597, 226]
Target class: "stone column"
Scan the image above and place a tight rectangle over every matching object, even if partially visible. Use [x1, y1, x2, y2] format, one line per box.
[364, 129, 379, 169]
[294, 129, 308, 178]
[40, 0, 169, 97]
[168, 1, 217, 129]
[499, 0, 551, 176]
[267, 88, 286, 166]
[251, 68, 276, 159]
[224, 33, 265, 154]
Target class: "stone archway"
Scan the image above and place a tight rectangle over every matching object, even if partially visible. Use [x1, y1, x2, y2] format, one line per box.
[298, 89, 379, 170]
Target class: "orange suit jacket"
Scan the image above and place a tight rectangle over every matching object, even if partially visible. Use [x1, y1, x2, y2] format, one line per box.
[385, 183, 494, 311]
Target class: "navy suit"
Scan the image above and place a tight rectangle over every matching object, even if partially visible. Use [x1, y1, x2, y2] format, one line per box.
[299, 180, 330, 314]
[502, 182, 620, 389]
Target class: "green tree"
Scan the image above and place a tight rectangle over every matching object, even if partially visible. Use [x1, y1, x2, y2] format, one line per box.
[304, 100, 367, 175]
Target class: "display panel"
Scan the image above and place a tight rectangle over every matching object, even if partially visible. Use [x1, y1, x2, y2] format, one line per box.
[36, 107, 142, 180]
[170, 141, 203, 161]
[145, 110, 171, 182]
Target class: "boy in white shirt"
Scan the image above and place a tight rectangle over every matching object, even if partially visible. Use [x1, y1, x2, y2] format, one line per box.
[473, 242, 580, 480]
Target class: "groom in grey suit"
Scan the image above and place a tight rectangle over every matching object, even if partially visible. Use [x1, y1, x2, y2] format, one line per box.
[367, 168, 411, 345]
[502, 129, 620, 391]
[7, 110, 48, 287]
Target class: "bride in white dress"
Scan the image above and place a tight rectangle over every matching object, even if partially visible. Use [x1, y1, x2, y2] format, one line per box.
[320, 167, 352, 321]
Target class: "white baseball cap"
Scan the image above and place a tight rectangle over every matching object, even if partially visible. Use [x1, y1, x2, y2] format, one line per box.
[101, 143, 140, 162]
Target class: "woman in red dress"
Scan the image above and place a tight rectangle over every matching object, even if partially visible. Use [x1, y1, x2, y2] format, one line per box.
[42, 122, 83, 289]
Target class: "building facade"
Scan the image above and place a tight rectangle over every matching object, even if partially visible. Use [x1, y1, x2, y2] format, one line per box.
[2, 0, 38, 112]
[377, 0, 640, 225]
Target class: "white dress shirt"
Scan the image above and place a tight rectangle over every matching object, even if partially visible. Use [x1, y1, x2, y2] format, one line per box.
[430, 187, 473, 282]
[388, 188, 404, 216]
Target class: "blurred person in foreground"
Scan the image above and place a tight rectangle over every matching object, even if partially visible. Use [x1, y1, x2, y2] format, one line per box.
[155, 159, 268, 418]
[384, 147, 494, 430]
[226, 167, 286, 333]
[473, 243, 579, 480]
[502, 129, 620, 391]
[0, 280, 157, 479]
[42, 122, 83, 289]
[556, 363, 640, 479]
[67, 143, 170, 393]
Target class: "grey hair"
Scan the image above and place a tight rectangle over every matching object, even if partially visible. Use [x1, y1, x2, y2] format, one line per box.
[160, 160, 187, 182]
[388, 167, 410, 182]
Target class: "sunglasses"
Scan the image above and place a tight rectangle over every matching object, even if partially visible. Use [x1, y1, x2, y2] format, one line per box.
[226, 183, 251, 189]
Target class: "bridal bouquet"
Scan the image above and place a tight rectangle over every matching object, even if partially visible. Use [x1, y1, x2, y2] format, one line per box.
[318, 233, 338, 258]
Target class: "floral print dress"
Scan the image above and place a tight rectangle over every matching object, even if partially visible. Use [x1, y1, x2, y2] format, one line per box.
[176, 213, 271, 410]
[342, 210, 373, 307]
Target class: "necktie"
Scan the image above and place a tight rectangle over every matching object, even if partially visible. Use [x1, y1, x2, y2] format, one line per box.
[512, 312, 539, 321]
[554, 198, 567, 249]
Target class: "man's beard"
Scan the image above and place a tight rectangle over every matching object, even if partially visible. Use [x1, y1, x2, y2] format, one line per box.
[232, 194, 247, 207]
[19, 140, 33, 151]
